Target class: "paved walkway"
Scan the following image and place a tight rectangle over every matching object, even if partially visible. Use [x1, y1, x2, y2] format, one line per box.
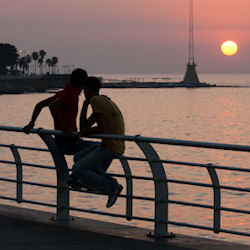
[0, 204, 249, 250]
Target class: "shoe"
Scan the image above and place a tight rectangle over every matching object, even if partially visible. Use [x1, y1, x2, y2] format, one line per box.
[106, 184, 123, 208]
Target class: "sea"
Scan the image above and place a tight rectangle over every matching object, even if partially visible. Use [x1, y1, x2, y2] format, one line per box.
[0, 73, 250, 245]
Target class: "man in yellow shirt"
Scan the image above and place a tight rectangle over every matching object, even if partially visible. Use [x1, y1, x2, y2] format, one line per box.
[68, 76, 125, 208]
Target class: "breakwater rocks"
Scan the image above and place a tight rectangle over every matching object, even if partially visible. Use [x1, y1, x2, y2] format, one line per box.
[0, 75, 215, 94]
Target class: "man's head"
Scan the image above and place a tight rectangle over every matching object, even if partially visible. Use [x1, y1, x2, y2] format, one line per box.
[83, 76, 101, 100]
[70, 68, 88, 89]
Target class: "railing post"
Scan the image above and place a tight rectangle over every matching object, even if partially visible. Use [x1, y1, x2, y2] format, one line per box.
[38, 133, 69, 221]
[118, 156, 133, 220]
[206, 163, 221, 234]
[10, 144, 23, 203]
[136, 139, 172, 238]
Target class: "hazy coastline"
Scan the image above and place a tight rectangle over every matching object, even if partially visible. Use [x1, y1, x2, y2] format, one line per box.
[1, 73, 250, 94]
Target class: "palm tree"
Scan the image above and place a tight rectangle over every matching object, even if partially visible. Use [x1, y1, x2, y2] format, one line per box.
[18, 57, 26, 75]
[25, 55, 32, 75]
[46, 58, 52, 74]
[31, 51, 39, 75]
[51, 56, 58, 74]
[38, 49, 46, 75]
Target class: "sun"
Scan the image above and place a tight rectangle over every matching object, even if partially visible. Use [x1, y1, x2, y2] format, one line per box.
[221, 40, 238, 56]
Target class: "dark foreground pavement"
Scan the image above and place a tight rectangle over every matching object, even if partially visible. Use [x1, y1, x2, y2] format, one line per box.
[0, 204, 249, 250]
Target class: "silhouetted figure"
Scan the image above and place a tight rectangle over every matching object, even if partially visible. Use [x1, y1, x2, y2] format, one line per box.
[68, 76, 125, 208]
[23, 68, 96, 154]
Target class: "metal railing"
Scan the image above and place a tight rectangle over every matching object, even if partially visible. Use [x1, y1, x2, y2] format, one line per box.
[0, 125, 250, 238]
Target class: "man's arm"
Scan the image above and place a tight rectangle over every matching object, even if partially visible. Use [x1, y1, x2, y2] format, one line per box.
[23, 97, 54, 134]
[79, 113, 105, 137]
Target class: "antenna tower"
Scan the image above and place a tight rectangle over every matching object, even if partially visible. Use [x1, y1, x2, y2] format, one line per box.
[183, 0, 200, 84]
[188, 0, 194, 64]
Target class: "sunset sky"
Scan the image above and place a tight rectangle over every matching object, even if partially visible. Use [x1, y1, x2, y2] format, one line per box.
[1, 0, 249, 74]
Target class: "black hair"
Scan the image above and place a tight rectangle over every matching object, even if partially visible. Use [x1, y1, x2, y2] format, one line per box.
[84, 76, 102, 92]
[69, 68, 88, 88]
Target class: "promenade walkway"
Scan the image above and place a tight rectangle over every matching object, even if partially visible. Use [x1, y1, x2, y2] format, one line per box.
[0, 204, 249, 250]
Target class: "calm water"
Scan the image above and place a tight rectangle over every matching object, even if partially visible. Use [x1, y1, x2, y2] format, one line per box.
[0, 74, 250, 245]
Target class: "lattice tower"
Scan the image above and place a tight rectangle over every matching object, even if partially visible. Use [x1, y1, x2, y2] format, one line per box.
[188, 0, 194, 64]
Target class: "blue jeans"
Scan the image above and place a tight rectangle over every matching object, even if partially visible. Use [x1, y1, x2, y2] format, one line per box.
[72, 144, 118, 194]
[56, 138, 99, 155]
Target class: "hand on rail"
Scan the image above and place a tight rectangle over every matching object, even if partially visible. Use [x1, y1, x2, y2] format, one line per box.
[77, 128, 90, 137]
[23, 122, 34, 134]
[60, 127, 75, 137]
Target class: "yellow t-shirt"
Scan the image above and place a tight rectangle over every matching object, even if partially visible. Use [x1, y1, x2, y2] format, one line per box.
[90, 95, 125, 154]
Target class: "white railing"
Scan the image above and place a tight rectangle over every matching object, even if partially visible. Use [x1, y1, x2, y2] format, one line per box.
[0, 125, 250, 238]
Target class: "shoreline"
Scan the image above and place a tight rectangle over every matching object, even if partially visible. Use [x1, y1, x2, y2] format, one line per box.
[0, 75, 249, 94]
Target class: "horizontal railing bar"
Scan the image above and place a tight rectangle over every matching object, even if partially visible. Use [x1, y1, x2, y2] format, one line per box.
[168, 221, 250, 236]
[220, 185, 250, 192]
[1, 125, 250, 152]
[219, 228, 250, 237]
[167, 178, 212, 188]
[167, 179, 250, 192]
[22, 181, 57, 189]
[0, 196, 57, 208]
[115, 193, 250, 214]
[2, 180, 249, 215]
[1, 171, 249, 195]
[0, 143, 49, 152]
[70, 188, 250, 215]
[0, 160, 55, 170]
[0, 178, 57, 189]
[69, 206, 155, 222]
[0, 196, 17, 202]
[21, 199, 57, 208]
[71, 188, 250, 215]
[0, 177, 17, 183]
[126, 195, 215, 210]
[169, 200, 250, 214]
[111, 173, 153, 181]
[124, 156, 250, 173]
[161, 160, 250, 173]
[220, 206, 250, 215]
[113, 172, 250, 193]
[168, 199, 213, 209]
[169, 220, 213, 231]
[69, 187, 128, 200]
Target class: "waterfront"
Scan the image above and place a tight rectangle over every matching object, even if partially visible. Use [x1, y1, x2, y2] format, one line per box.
[97, 73, 250, 87]
[0, 77, 250, 245]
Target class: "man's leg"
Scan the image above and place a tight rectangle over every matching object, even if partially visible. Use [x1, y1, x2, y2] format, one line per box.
[69, 145, 113, 189]
[76, 169, 118, 194]
[56, 139, 99, 155]
[72, 146, 117, 192]
[73, 143, 100, 163]
[72, 145, 115, 172]
[74, 139, 100, 154]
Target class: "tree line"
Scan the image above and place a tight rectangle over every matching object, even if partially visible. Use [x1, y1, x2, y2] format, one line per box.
[0, 43, 59, 76]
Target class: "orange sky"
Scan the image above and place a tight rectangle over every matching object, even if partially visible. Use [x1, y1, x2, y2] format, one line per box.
[1, 0, 249, 73]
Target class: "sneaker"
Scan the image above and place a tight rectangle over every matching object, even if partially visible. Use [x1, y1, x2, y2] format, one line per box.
[106, 184, 123, 208]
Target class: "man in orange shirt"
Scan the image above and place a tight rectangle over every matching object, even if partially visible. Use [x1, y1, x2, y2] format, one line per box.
[69, 76, 125, 208]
